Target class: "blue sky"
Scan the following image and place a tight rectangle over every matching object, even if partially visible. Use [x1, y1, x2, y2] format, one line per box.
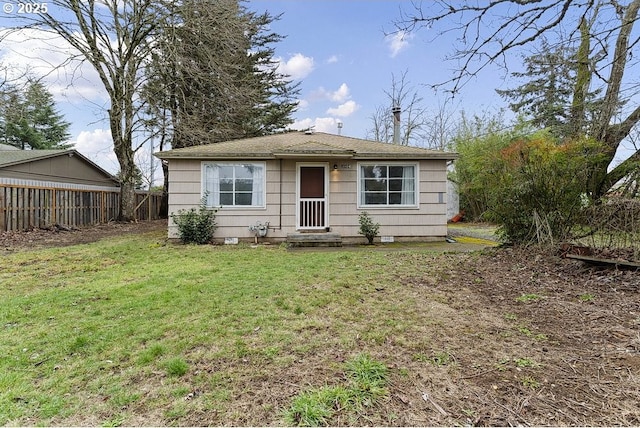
[254, 1, 506, 136]
[0, 1, 509, 181]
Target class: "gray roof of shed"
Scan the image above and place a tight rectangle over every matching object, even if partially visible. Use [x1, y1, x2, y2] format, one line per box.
[0, 149, 71, 166]
[155, 132, 458, 160]
[0, 149, 119, 183]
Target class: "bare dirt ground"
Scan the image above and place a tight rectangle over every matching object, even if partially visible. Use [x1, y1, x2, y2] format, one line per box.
[2, 221, 639, 426]
[0, 220, 167, 252]
[396, 247, 640, 426]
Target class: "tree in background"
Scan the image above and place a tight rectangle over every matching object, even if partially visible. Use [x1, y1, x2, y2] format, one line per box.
[451, 115, 606, 244]
[16, 0, 160, 221]
[496, 38, 602, 139]
[143, 0, 298, 216]
[367, 71, 459, 149]
[366, 71, 429, 147]
[0, 80, 71, 149]
[144, 0, 298, 148]
[394, 1, 640, 199]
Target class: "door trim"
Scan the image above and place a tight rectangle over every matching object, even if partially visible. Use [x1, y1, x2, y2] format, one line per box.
[296, 162, 329, 230]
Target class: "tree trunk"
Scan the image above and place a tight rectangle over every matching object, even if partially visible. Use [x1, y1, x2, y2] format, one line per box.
[119, 180, 137, 222]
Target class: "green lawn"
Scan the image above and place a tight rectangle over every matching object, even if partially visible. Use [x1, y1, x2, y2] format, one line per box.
[0, 230, 459, 426]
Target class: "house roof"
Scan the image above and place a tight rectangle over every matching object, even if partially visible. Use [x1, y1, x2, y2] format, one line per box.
[0, 149, 119, 184]
[155, 132, 458, 161]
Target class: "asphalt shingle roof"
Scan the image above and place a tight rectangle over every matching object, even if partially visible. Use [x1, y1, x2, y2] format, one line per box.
[0, 149, 72, 167]
[0, 149, 119, 183]
[155, 132, 458, 160]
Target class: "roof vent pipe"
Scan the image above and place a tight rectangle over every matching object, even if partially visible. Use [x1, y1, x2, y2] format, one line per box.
[392, 105, 401, 145]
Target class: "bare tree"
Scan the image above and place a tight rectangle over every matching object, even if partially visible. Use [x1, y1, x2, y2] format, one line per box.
[366, 70, 428, 146]
[394, 0, 640, 198]
[423, 98, 460, 150]
[11, 0, 159, 220]
[367, 70, 458, 149]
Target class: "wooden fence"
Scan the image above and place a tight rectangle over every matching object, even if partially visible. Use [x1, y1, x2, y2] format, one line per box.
[0, 183, 163, 232]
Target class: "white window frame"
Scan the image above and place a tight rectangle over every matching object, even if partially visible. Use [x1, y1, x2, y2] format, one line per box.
[201, 161, 266, 209]
[357, 162, 419, 209]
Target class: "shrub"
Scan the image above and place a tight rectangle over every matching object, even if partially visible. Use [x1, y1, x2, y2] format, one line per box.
[170, 196, 217, 244]
[454, 123, 605, 244]
[358, 211, 380, 244]
[485, 134, 603, 244]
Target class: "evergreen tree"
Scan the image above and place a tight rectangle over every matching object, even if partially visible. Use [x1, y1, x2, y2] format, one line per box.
[496, 39, 602, 139]
[0, 80, 71, 150]
[144, 0, 298, 149]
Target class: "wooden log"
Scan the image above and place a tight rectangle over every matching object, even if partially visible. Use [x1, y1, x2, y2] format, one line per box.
[565, 253, 640, 269]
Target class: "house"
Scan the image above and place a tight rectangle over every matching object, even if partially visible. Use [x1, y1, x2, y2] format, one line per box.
[155, 131, 458, 245]
[0, 148, 119, 189]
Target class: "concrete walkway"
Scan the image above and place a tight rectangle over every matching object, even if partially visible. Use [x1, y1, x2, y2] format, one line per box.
[287, 223, 500, 253]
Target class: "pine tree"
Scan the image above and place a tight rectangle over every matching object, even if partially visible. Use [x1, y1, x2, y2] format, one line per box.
[144, 0, 298, 148]
[495, 40, 602, 139]
[0, 80, 71, 150]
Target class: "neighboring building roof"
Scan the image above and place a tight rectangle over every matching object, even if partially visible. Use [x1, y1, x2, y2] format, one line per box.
[0, 148, 119, 184]
[155, 131, 458, 161]
[0, 149, 72, 166]
[0, 144, 19, 151]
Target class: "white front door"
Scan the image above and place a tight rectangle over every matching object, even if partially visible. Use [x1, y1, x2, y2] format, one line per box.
[297, 164, 329, 230]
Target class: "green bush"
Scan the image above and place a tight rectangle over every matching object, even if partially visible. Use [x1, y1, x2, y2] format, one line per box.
[170, 197, 217, 244]
[358, 211, 379, 244]
[484, 134, 603, 244]
[453, 121, 605, 244]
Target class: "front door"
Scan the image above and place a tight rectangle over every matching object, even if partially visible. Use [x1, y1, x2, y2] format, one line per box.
[297, 164, 328, 230]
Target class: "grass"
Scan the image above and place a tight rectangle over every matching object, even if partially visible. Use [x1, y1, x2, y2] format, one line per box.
[516, 293, 543, 303]
[0, 230, 434, 425]
[283, 354, 389, 426]
[579, 293, 596, 302]
[0, 230, 568, 425]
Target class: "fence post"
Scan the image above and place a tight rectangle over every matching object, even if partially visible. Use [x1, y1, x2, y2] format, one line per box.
[0, 187, 5, 232]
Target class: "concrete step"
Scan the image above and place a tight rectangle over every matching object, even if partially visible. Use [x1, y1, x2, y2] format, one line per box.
[287, 232, 343, 247]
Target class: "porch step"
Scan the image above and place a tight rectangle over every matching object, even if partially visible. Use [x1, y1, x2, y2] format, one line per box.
[287, 232, 343, 247]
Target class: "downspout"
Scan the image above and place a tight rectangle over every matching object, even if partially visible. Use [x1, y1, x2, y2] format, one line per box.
[278, 158, 282, 229]
[273, 158, 282, 230]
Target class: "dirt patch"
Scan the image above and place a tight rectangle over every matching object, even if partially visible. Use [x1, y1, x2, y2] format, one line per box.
[390, 247, 640, 426]
[0, 220, 167, 252]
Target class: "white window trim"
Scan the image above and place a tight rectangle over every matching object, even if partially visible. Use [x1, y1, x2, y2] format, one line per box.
[201, 161, 267, 210]
[357, 161, 420, 209]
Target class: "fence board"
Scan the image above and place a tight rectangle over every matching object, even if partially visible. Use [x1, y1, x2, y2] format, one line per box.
[0, 184, 163, 232]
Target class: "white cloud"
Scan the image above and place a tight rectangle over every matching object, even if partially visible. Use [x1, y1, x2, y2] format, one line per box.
[290, 117, 343, 134]
[326, 55, 338, 64]
[329, 83, 350, 103]
[297, 99, 310, 111]
[314, 117, 343, 133]
[386, 31, 413, 58]
[310, 83, 351, 103]
[276, 53, 315, 80]
[326, 100, 359, 117]
[291, 118, 315, 131]
[71, 128, 118, 174]
[0, 28, 106, 102]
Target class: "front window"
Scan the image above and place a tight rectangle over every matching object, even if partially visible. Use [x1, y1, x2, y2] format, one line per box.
[202, 162, 265, 208]
[359, 164, 417, 207]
